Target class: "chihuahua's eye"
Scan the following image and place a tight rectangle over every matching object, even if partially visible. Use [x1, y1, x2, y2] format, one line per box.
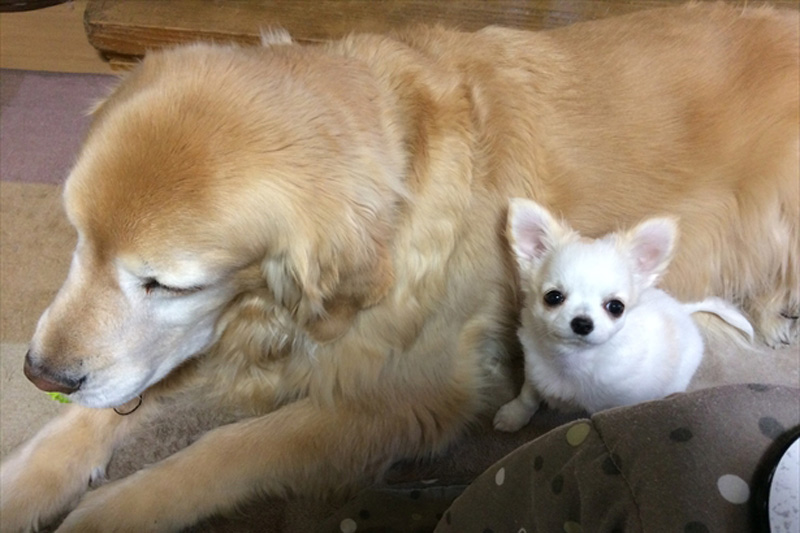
[543, 290, 565, 307]
[605, 299, 625, 317]
[143, 278, 202, 295]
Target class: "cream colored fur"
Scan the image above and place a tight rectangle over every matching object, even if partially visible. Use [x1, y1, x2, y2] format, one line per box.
[1, 4, 798, 531]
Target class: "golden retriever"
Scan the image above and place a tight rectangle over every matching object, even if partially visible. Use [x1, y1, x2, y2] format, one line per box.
[1, 3, 797, 531]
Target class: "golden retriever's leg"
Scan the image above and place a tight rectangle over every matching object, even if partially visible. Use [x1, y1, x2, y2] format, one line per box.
[0, 406, 145, 533]
[56, 397, 448, 533]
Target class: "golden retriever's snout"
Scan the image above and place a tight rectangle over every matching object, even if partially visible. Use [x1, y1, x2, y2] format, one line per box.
[23, 351, 84, 394]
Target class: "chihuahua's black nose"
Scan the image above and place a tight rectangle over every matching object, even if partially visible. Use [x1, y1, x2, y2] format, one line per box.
[571, 316, 594, 336]
[23, 350, 84, 394]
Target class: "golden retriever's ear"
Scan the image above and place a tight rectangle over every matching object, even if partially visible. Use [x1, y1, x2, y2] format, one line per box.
[304, 296, 360, 343]
[307, 239, 395, 343]
[262, 227, 395, 344]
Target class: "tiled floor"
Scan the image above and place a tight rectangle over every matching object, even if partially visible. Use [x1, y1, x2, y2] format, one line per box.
[0, 69, 107, 461]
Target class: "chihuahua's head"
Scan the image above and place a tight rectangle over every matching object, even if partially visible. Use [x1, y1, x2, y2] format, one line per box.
[507, 198, 677, 346]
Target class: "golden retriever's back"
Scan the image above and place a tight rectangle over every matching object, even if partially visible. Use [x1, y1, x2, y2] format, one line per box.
[379, 4, 799, 340]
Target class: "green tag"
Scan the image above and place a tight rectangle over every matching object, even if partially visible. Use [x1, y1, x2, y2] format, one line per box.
[46, 392, 72, 404]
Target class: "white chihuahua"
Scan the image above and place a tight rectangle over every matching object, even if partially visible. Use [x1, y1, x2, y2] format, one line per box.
[494, 198, 754, 432]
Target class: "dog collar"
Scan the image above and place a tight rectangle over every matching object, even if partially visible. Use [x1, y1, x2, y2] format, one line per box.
[47, 391, 143, 415]
[113, 395, 143, 416]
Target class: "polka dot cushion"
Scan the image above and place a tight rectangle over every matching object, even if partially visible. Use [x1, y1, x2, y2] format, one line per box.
[433, 384, 799, 533]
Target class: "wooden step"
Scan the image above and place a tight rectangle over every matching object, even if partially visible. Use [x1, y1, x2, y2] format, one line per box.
[84, 0, 800, 70]
[80, 0, 672, 69]
[0, 0, 113, 73]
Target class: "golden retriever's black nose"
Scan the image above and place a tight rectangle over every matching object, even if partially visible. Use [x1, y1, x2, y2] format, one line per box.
[23, 350, 84, 394]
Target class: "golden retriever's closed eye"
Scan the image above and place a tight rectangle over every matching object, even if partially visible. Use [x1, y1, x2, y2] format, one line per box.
[1, 3, 798, 531]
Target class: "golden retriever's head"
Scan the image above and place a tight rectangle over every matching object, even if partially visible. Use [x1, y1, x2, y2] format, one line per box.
[24, 42, 406, 408]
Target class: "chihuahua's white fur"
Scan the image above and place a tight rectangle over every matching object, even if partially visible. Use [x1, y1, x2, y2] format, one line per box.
[494, 199, 754, 430]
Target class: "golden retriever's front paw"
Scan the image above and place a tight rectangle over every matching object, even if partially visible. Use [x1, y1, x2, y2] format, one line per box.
[0, 450, 85, 533]
[1, 408, 124, 532]
[749, 294, 799, 348]
[56, 473, 175, 533]
[56, 488, 129, 533]
[757, 311, 799, 348]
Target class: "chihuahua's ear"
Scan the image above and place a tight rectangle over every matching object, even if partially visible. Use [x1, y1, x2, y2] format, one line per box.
[623, 217, 678, 289]
[507, 198, 569, 270]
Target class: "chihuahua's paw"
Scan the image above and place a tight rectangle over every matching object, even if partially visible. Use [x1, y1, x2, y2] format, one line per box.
[493, 399, 536, 433]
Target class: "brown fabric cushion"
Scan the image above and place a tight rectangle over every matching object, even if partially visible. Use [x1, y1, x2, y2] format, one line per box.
[435, 384, 800, 533]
